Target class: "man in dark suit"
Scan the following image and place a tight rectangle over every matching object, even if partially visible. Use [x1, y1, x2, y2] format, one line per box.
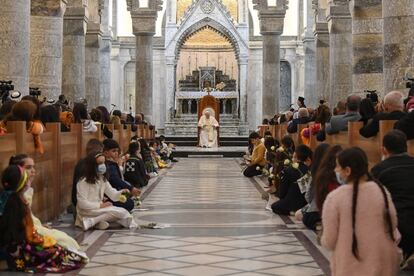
[360, 91, 406, 138]
[371, 130, 414, 269]
[325, 95, 361, 134]
[287, 108, 311, 133]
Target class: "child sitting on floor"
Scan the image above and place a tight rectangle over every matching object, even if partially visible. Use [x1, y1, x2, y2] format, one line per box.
[76, 152, 138, 230]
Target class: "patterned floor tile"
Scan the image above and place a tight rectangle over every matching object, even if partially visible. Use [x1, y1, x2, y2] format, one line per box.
[168, 254, 237, 265]
[255, 253, 314, 265]
[77, 158, 329, 276]
[92, 254, 149, 265]
[138, 240, 194, 248]
[258, 265, 323, 276]
[128, 249, 193, 259]
[212, 248, 275, 258]
[79, 265, 145, 276]
[164, 265, 239, 276]
[212, 259, 285, 271]
[121, 259, 193, 271]
[100, 244, 154, 253]
[175, 244, 232, 253]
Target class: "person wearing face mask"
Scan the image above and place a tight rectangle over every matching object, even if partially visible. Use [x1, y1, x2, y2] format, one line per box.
[103, 139, 141, 212]
[76, 152, 137, 231]
[371, 130, 414, 270]
[8, 154, 82, 251]
[0, 165, 87, 273]
[321, 147, 401, 276]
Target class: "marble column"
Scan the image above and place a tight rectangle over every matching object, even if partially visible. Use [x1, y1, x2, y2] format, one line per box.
[30, 0, 66, 101]
[239, 57, 248, 122]
[327, 0, 352, 105]
[0, 0, 30, 94]
[166, 56, 176, 122]
[383, 0, 414, 93]
[254, 0, 288, 118]
[100, 0, 111, 107]
[313, 5, 330, 102]
[127, 0, 162, 123]
[111, 0, 118, 40]
[85, 22, 102, 108]
[62, 0, 88, 102]
[352, 0, 383, 96]
[303, 0, 317, 106]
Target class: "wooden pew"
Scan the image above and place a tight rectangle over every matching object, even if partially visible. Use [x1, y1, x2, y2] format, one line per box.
[0, 120, 157, 222]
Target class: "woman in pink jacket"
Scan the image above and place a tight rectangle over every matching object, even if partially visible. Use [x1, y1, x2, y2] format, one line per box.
[321, 147, 401, 276]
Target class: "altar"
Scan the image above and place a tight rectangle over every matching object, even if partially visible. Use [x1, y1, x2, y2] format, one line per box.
[165, 66, 248, 137]
[175, 66, 238, 116]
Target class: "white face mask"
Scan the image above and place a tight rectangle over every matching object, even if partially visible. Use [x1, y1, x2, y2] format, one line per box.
[335, 171, 347, 185]
[97, 164, 107, 175]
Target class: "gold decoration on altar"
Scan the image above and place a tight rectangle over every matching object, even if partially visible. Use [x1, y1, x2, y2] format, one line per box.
[184, 27, 231, 47]
[177, 0, 238, 22]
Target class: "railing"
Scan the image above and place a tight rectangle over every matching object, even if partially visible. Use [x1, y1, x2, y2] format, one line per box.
[0, 122, 155, 222]
[258, 121, 414, 167]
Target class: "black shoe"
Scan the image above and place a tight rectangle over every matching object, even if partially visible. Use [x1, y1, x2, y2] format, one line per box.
[171, 159, 179, 162]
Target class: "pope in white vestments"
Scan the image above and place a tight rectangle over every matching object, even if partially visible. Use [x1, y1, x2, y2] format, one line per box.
[198, 110, 219, 148]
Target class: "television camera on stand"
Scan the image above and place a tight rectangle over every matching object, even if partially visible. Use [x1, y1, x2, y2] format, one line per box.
[0, 80, 21, 104]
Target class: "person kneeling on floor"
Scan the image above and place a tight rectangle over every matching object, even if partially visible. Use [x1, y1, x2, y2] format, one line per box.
[272, 145, 313, 215]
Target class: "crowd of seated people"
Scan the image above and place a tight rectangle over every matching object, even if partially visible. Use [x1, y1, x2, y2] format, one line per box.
[0, 94, 157, 151]
[245, 90, 414, 272]
[0, 94, 178, 273]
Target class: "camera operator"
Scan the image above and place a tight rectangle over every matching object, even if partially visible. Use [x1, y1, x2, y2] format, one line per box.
[56, 94, 71, 112]
[360, 91, 406, 138]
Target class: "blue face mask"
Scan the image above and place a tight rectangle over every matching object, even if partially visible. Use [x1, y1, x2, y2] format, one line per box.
[335, 171, 347, 185]
[97, 164, 106, 175]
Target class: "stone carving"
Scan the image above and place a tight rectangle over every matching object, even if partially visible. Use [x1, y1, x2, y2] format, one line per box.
[174, 18, 241, 60]
[201, 0, 214, 14]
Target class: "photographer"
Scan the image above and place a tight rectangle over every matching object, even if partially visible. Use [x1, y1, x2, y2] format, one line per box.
[360, 91, 406, 138]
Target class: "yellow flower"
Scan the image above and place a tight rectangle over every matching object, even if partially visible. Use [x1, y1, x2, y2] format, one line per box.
[284, 159, 290, 166]
[277, 146, 285, 152]
[269, 173, 275, 179]
[292, 162, 299, 169]
[256, 166, 261, 171]
[270, 146, 276, 151]
[15, 259, 24, 270]
[119, 195, 127, 203]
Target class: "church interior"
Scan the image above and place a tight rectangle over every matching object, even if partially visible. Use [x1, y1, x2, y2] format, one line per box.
[0, 0, 414, 275]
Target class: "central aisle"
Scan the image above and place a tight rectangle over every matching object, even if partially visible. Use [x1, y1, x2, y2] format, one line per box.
[78, 158, 328, 276]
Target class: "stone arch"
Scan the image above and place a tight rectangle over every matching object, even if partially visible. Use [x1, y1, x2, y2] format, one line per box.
[174, 17, 241, 61]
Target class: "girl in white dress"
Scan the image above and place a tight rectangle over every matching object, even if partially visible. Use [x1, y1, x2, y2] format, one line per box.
[76, 152, 137, 231]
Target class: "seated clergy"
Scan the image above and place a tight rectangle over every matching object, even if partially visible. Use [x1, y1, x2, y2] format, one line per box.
[198, 110, 219, 148]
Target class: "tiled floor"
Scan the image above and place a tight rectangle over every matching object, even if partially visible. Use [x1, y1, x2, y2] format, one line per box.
[74, 158, 331, 276]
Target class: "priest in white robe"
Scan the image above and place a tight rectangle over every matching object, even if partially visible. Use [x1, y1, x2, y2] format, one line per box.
[198, 110, 219, 148]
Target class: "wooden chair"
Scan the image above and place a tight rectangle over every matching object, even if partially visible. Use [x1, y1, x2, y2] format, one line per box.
[198, 95, 220, 146]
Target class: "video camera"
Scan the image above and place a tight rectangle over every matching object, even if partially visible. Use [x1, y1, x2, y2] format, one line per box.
[0, 80, 15, 103]
[365, 90, 379, 104]
[29, 87, 41, 97]
[403, 74, 414, 88]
